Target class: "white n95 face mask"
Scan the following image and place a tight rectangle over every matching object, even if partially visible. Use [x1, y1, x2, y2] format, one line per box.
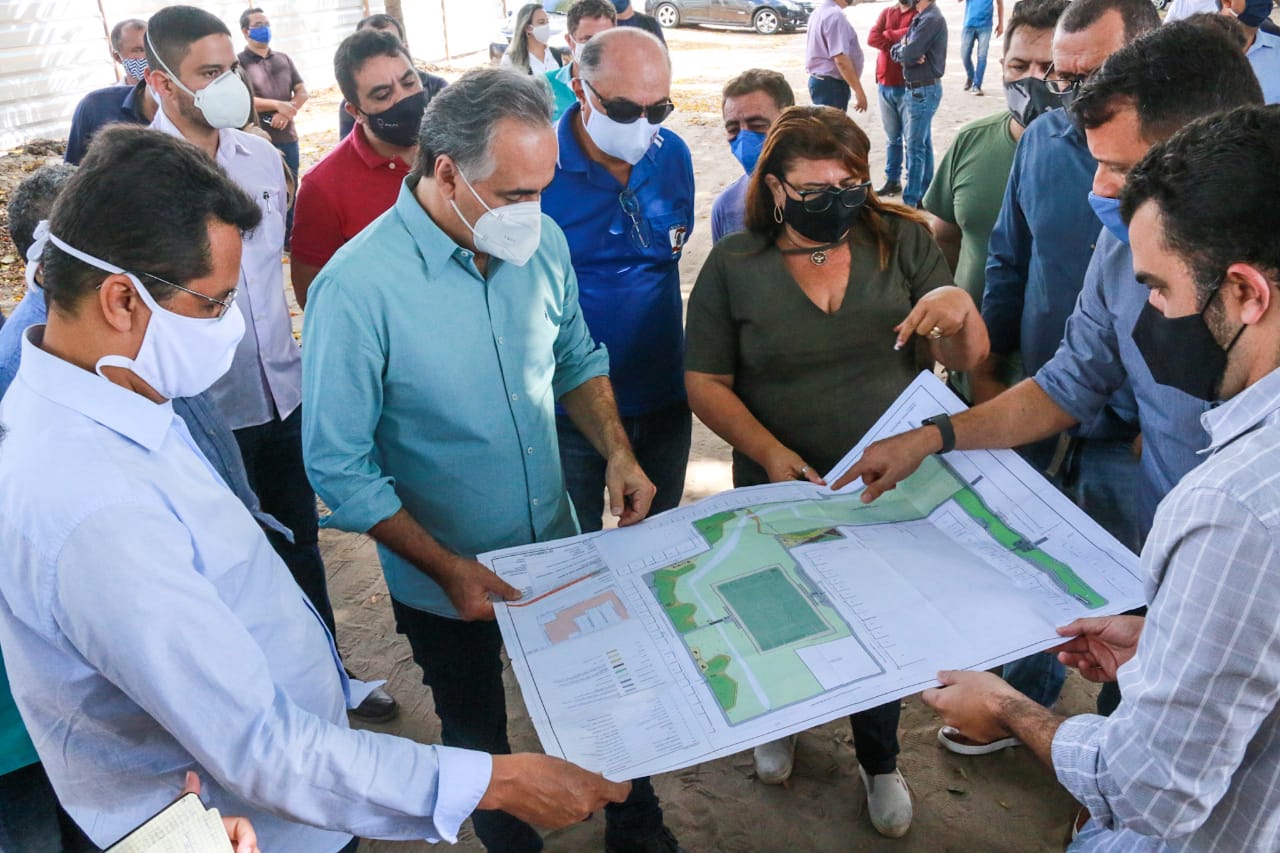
[145, 31, 251, 129]
[582, 88, 659, 166]
[451, 169, 543, 266]
[47, 233, 246, 400]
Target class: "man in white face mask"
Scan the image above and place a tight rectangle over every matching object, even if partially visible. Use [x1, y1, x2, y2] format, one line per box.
[302, 67, 659, 853]
[0, 124, 627, 853]
[140, 6, 403, 720]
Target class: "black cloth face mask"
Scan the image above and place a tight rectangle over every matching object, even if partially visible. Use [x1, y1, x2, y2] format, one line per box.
[1004, 77, 1059, 128]
[781, 184, 867, 244]
[1131, 290, 1246, 402]
[364, 90, 427, 148]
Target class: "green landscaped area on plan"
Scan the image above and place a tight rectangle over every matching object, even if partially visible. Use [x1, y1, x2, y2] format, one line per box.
[646, 455, 1108, 724]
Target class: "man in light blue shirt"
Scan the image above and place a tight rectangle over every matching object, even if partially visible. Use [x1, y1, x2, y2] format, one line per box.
[710, 69, 793, 244]
[303, 68, 662, 853]
[0, 123, 625, 853]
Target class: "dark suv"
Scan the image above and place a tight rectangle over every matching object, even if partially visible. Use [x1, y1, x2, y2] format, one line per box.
[647, 0, 813, 34]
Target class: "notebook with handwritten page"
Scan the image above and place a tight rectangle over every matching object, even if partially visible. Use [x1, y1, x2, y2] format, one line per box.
[105, 792, 233, 853]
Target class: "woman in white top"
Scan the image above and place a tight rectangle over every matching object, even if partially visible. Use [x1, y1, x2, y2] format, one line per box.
[500, 3, 564, 75]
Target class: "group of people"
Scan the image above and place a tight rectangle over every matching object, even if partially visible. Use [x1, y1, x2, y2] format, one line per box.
[1, 0, 1280, 852]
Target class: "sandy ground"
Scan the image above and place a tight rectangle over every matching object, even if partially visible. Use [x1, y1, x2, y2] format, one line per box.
[0, 6, 1102, 849]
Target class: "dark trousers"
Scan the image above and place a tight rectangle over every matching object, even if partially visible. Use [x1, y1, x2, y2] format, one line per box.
[274, 140, 299, 244]
[234, 406, 337, 637]
[0, 761, 97, 853]
[391, 601, 665, 852]
[849, 701, 901, 775]
[809, 74, 851, 111]
[557, 401, 692, 534]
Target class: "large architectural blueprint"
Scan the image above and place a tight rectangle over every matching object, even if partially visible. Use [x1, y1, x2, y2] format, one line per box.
[482, 373, 1145, 781]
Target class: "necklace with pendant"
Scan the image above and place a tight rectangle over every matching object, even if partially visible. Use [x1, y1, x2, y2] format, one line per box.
[779, 237, 847, 266]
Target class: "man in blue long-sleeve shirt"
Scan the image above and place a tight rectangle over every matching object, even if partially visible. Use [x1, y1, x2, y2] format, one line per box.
[890, 0, 947, 206]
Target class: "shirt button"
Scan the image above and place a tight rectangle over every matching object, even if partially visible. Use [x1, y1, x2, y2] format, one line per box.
[461, 250, 471, 258]
[511, 393, 518, 401]
[497, 336, 505, 345]
[388, 162, 396, 171]
[532, 498, 540, 507]
[526, 446, 534, 455]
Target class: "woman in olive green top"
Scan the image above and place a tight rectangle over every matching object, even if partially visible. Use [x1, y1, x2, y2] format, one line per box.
[685, 106, 989, 839]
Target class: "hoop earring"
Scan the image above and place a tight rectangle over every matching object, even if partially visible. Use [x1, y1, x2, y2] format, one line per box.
[773, 205, 783, 224]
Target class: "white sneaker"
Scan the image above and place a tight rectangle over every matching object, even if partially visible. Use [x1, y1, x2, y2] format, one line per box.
[753, 735, 797, 784]
[859, 767, 913, 838]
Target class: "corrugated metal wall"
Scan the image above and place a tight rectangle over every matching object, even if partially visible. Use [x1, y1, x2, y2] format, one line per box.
[0, 0, 513, 151]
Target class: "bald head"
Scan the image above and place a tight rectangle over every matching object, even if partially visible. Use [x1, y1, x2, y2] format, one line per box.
[579, 27, 670, 88]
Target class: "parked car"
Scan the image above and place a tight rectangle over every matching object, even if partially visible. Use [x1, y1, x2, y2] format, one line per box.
[646, 0, 814, 33]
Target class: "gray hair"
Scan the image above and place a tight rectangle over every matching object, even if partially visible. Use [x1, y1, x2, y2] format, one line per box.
[579, 27, 670, 84]
[110, 18, 145, 53]
[412, 67, 553, 181]
[7, 163, 76, 258]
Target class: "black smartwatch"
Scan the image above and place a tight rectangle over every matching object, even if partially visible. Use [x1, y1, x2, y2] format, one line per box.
[921, 413, 956, 454]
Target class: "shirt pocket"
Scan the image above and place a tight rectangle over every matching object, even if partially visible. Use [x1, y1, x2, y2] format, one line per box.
[650, 210, 692, 262]
[253, 185, 287, 246]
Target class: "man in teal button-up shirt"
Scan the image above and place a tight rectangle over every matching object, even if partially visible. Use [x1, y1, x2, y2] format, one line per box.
[303, 68, 665, 853]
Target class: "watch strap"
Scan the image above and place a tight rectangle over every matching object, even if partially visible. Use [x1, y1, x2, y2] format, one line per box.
[921, 413, 956, 454]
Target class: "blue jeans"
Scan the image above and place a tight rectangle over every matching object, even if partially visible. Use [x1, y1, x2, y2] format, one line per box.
[234, 407, 337, 638]
[392, 602, 665, 851]
[903, 81, 941, 207]
[878, 85, 908, 183]
[961, 26, 993, 89]
[274, 140, 300, 244]
[557, 400, 692, 533]
[0, 761, 97, 852]
[809, 74, 851, 111]
[1005, 437, 1143, 710]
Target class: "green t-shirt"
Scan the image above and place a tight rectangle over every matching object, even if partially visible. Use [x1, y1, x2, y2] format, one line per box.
[922, 110, 1018, 307]
[685, 215, 952, 487]
[0, 650, 39, 777]
[545, 64, 578, 122]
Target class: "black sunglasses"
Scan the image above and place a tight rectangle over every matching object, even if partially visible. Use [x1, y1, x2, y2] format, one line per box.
[781, 179, 872, 213]
[583, 79, 675, 125]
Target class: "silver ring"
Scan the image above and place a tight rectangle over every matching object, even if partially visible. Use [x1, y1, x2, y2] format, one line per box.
[799, 466, 809, 476]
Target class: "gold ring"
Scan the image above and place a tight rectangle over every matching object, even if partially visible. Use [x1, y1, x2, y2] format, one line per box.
[928, 325, 943, 339]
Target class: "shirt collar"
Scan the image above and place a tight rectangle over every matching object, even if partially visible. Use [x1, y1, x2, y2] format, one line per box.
[121, 80, 147, 120]
[1250, 28, 1280, 53]
[351, 123, 411, 170]
[392, 178, 478, 279]
[149, 105, 252, 162]
[1201, 365, 1280, 452]
[16, 326, 175, 452]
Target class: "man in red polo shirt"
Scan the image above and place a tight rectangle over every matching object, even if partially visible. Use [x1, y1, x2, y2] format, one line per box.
[866, 0, 916, 196]
[291, 30, 436, 307]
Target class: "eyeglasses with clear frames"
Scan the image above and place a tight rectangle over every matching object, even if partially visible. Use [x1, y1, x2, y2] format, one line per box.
[619, 189, 651, 249]
[135, 271, 238, 318]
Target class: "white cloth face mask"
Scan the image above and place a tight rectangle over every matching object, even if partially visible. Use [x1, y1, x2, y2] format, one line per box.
[145, 31, 251, 129]
[25, 219, 48, 293]
[46, 233, 246, 400]
[450, 169, 543, 266]
[531, 23, 552, 43]
[582, 86, 659, 165]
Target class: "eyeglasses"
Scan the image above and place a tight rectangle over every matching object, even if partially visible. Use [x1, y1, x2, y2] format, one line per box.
[781, 179, 872, 213]
[619, 189, 651, 249]
[583, 79, 675, 125]
[137, 271, 238, 318]
[1042, 66, 1083, 96]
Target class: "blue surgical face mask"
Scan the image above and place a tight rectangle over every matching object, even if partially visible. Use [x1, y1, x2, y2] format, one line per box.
[729, 130, 766, 176]
[248, 25, 272, 44]
[1238, 0, 1274, 27]
[1088, 191, 1128, 244]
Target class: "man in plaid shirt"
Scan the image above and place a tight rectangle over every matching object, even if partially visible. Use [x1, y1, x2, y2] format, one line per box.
[924, 102, 1280, 851]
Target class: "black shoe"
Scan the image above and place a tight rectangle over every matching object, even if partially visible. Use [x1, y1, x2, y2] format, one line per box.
[964, 78, 973, 91]
[346, 674, 400, 723]
[876, 180, 903, 197]
[605, 825, 687, 853]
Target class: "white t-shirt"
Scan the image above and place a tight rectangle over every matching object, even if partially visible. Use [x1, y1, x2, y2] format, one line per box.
[1164, 0, 1218, 22]
[500, 45, 562, 74]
